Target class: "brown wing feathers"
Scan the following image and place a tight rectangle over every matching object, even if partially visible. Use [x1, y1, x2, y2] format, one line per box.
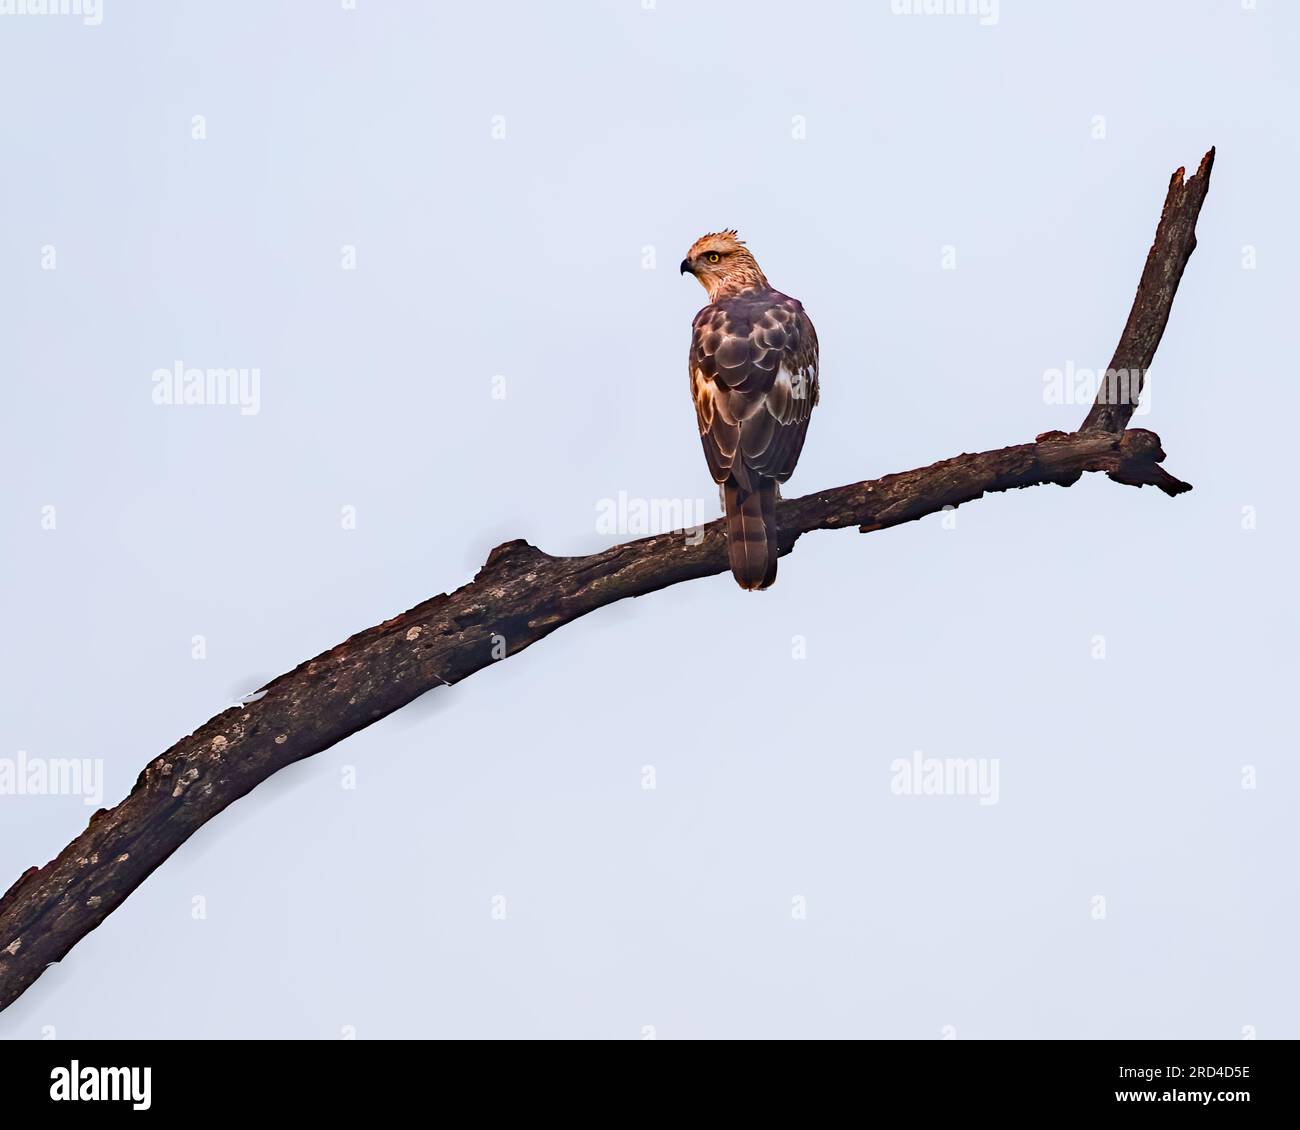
[689, 289, 819, 590]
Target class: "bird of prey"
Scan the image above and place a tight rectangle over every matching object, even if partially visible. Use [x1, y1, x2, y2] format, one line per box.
[680, 231, 819, 590]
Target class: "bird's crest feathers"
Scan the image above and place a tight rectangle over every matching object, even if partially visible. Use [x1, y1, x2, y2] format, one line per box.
[687, 229, 746, 258]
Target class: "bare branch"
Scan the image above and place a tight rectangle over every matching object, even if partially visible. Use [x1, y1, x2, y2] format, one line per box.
[0, 150, 1214, 1014]
[1081, 147, 1215, 433]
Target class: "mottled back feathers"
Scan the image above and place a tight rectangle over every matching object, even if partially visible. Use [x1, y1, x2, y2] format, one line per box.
[689, 287, 819, 494]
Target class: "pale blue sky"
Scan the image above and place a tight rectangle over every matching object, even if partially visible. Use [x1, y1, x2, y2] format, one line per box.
[1, 0, 1296, 1038]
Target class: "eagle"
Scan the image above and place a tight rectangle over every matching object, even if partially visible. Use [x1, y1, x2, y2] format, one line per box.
[680, 231, 819, 590]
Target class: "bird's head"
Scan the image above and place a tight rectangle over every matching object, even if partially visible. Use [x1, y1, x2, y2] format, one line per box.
[680, 230, 768, 300]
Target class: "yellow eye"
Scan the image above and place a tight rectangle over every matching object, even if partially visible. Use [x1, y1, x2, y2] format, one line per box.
[707, 252, 721, 263]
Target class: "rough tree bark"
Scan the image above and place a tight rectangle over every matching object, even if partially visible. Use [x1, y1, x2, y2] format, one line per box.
[0, 148, 1214, 1014]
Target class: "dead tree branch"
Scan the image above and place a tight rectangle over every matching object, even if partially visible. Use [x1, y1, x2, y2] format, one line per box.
[0, 148, 1214, 1013]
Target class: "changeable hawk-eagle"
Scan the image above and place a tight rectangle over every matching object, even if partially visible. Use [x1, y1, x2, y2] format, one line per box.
[680, 230, 819, 590]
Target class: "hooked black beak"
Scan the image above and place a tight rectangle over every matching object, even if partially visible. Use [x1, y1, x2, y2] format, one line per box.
[679, 259, 694, 276]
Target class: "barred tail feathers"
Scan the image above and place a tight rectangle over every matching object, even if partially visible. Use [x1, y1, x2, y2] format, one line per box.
[723, 479, 779, 590]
